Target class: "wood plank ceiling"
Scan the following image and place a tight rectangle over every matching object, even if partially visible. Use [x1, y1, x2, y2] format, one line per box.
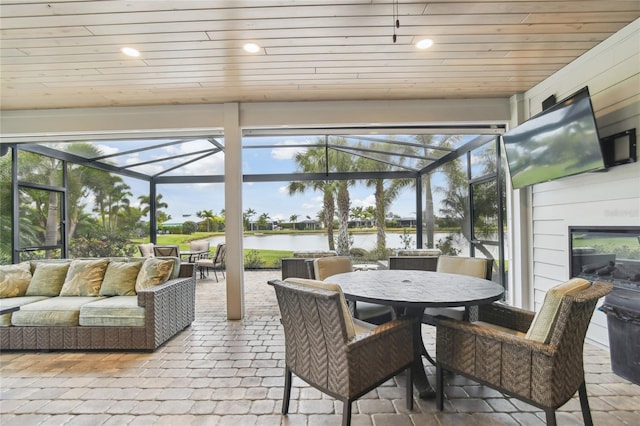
[1, 0, 639, 111]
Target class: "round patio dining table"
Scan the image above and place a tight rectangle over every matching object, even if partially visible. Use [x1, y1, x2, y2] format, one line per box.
[326, 269, 504, 399]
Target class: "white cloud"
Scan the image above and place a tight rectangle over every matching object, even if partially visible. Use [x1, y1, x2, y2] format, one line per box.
[351, 194, 376, 208]
[93, 143, 120, 156]
[278, 185, 290, 194]
[271, 140, 309, 160]
[302, 202, 318, 210]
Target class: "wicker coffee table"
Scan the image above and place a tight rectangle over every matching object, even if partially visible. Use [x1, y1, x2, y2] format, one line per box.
[327, 269, 504, 399]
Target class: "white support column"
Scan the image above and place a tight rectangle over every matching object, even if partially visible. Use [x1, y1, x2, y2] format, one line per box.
[223, 103, 244, 319]
[507, 93, 532, 310]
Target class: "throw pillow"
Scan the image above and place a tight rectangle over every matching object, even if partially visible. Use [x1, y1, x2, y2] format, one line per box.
[135, 257, 175, 292]
[60, 258, 110, 296]
[0, 262, 32, 298]
[99, 261, 142, 296]
[284, 277, 356, 340]
[25, 262, 71, 296]
[525, 278, 591, 343]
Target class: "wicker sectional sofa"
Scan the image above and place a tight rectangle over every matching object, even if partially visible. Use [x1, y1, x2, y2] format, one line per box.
[0, 256, 196, 351]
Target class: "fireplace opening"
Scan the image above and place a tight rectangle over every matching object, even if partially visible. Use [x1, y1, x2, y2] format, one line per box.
[569, 226, 640, 290]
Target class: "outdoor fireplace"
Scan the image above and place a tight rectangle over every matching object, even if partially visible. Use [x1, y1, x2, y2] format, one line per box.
[569, 226, 640, 290]
[570, 226, 640, 385]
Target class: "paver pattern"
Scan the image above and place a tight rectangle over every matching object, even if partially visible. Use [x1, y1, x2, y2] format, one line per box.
[1, 270, 638, 425]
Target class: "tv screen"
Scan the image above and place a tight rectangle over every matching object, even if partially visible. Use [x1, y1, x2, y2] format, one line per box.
[502, 87, 605, 189]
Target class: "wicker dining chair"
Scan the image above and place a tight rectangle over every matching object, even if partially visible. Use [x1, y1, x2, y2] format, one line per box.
[422, 255, 494, 325]
[313, 256, 394, 323]
[269, 278, 415, 426]
[435, 281, 612, 426]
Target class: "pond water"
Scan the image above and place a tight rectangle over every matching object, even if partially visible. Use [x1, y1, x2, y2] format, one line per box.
[205, 232, 469, 253]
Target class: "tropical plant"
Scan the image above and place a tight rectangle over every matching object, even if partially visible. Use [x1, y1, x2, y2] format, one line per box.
[244, 249, 264, 269]
[182, 220, 198, 234]
[257, 212, 270, 230]
[327, 137, 355, 255]
[197, 209, 216, 232]
[288, 144, 337, 251]
[289, 214, 298, 230]
[138, 193, 170, 230]
[243, 208, 256, 231]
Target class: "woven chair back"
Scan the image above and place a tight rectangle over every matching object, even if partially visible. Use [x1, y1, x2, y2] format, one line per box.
[153, 245, 179, 257]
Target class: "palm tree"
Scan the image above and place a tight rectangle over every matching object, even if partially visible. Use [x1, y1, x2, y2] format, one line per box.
[356, 140, 398, 256]
[243, 208, 256, 231]
[257, 212, 270, 230]
[386, 134, 462, 249]
[289, 214, 298, 230]
[197, 209, 215, 232]
[288, 146, 337, 251]
[138, 193, 168, 217]
[327, 137, 356, 255]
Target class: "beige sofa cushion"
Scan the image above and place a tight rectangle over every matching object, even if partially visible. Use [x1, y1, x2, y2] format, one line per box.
[99, 261, 141, 296]
[80, 296, 145, 327]
[285, 277, 356, 340]
[0, 262, 32, 298]
[25, 262, 71, 296]
[11, 296, 105, 326]
[135, 257, 175, 292]
[0, 296, 49, 326]
[60, 258, 110, 296]
[525, 278, 591, 343]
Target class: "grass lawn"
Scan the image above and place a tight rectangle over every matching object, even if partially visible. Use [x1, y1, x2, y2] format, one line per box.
[133, 233, 292, 268]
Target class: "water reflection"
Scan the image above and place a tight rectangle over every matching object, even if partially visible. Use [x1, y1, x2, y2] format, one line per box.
[205, 232, 469, 253]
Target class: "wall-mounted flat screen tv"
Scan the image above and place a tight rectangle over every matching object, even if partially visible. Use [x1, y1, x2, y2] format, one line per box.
[502, 86, 605, 189]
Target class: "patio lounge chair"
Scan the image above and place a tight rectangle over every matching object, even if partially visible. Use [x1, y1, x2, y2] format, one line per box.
[153, 245, 180, 257]
[138, 243, 155, 257]
[196, 243, 226, 281]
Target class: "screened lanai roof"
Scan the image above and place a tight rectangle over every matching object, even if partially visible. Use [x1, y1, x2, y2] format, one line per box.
[23, 125, 504, 182]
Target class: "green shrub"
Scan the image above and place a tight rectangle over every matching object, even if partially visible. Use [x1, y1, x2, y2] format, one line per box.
[69, 235, 136, 258]
[244, 249, 264, 269]
[182, 221, 198, 234]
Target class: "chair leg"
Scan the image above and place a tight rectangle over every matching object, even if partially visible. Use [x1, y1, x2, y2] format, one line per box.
[544, 408, 557, 426]
[406, 366, 413, 410]
[282, 367, 292, 415]
[436, 363, 444, 411]
[213, 268, 219, 282]
[342, 399, 352, 426]
[578, 381, 593, 426]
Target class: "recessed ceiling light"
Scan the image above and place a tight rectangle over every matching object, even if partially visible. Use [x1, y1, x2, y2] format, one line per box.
[243, 43, 261, 53]
[121, 47, 140, 57]
[415, 38, 434, 50]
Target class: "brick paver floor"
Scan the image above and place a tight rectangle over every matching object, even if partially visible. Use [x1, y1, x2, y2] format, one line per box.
[1, 270, 639, 425]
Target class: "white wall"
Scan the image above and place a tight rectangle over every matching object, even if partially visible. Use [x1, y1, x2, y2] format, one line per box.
[517, 19, 640, 347]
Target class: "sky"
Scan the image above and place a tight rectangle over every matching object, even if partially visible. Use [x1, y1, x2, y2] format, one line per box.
[79, 135, 468, 224]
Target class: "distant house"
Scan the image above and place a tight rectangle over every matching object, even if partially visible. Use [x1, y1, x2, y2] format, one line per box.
[397, 217, 417, 228]
[299, 219, 321, 230]
[348, 219, 374, 228]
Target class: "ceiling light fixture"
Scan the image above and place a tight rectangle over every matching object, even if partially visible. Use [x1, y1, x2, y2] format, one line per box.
[416, 38, 434, 50]
[121, 47, 140, 57]
[392, 0, 400, 43]
[243, 43, 261, 53]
